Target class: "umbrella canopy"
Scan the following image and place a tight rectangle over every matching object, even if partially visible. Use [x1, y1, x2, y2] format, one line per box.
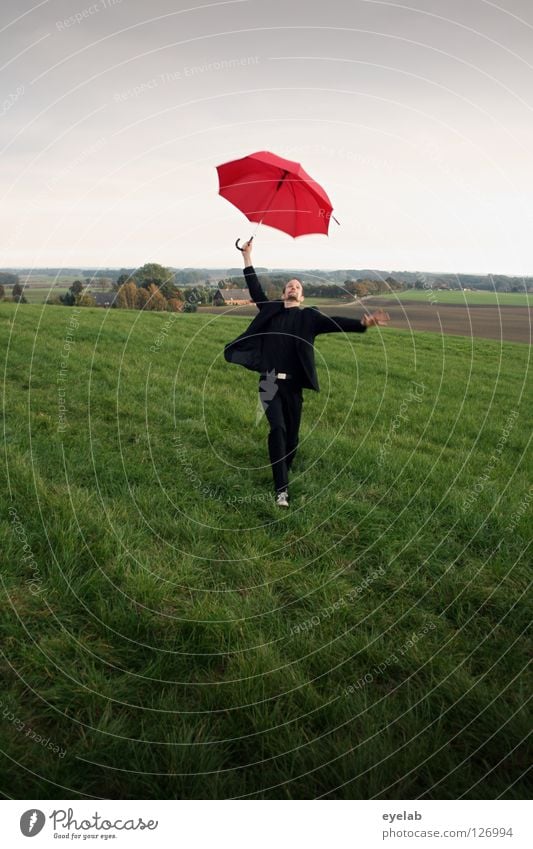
[216, 150, 337, 239]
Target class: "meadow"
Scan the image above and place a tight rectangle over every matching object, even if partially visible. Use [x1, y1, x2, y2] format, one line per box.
[19, 287, 72, 304]
[0, 302, 530, 799]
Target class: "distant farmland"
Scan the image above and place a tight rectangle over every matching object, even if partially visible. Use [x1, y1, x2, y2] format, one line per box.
[20, 287, 72, 303]
[371, 290, 533, 307]
[199, 297, 532, 345]
[13, 281, 114, 304]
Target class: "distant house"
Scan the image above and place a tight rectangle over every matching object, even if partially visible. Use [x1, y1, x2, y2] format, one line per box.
[93, 291, 118, 308]
[213, 288, 251, 306]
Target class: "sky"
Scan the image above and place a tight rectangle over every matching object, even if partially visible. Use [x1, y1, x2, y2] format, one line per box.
[1, 0, 532, 274]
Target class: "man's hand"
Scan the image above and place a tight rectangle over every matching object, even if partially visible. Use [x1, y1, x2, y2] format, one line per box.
[362, 309, 390, 328]
[241, 238, 253, 266]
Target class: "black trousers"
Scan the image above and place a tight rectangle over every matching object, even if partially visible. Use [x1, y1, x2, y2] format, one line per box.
[259, 377, 303, 493]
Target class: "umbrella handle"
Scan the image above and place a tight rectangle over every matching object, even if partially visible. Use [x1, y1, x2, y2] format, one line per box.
[235, 236, 254, 252]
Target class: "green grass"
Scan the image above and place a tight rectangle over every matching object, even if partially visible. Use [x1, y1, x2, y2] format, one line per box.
[372, 289, 533, 306]
[16, 287, 114, 304]
[20, 287, 71, 304]
[0, 303, 530, 800]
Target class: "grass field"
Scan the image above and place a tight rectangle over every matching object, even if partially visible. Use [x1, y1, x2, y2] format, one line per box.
[371, 290, 533, 306]
[0, 303, 531, 799]
[20, 287, 71, 304]
[14, 287, 113, 305]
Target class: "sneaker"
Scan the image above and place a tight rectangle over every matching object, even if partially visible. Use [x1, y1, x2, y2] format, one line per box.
[275, 490, 289, 508]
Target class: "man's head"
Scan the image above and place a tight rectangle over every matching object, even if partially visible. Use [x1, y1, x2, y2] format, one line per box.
[282, 278, 304, 305]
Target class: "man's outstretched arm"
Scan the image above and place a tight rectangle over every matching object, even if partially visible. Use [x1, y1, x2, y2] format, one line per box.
[241, 239, 269, 309]
[312, 308, 390, 335]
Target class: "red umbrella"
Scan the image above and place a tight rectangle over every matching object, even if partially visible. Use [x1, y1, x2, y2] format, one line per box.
[216, 150, 339, 251]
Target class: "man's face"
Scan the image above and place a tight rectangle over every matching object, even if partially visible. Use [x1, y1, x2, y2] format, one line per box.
[282, 278, 304, 303]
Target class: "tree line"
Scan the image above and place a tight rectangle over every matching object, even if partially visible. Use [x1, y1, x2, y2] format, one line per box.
[0, 269, 441, 308]
[2, 264, 531, 310]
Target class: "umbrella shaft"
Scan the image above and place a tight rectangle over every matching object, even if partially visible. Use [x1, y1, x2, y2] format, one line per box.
[258, 169, 289, 225]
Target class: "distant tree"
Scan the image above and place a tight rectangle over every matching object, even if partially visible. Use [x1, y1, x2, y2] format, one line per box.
[60, 279, 85, 306]
[385, 276, 403, 292]
[167, 298, 184, 312]
[346, 279, 375, 297]
[0, 272, 20, 287]
[353, 282, 370, 298]
[135, 287, 150, 310]
[183, 302, 198, 313]
[60, 290, 75, 306]
[143, 283, 168, 311]
[116, 282, 138, 310]
[135, 263, 175, 299]
[12, 282, 27, 303]
[113, 272, 135, 291]
[174, 269, 205, 286]
[365, 279, 381, 295]
[75, 290, 96, 307]
[186, 286, 213, 305]
[0, 284, 4, 301]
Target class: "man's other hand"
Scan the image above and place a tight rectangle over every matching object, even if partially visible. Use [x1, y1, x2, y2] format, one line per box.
[362, 309, 390, 327]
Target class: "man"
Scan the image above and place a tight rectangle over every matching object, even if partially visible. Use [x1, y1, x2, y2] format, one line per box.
[224, 240, 390, 507]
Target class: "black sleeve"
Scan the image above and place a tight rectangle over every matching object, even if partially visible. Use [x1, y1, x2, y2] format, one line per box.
[311, 310, 368, 335]
[243, 265, 269, 309]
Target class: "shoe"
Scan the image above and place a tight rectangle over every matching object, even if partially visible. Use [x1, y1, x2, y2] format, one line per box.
[275, 490, 289, 508]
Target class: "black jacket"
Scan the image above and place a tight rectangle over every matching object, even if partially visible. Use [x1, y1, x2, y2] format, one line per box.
[223, 266, 367, 391]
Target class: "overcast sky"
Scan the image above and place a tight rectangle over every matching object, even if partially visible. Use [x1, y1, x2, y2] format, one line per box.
[1, 0, 532, 273]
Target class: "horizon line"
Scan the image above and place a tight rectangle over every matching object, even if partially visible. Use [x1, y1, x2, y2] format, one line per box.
[2, 265, 532, 278]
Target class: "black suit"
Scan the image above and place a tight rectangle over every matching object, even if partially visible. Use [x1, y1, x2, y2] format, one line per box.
[224, 266, 367, 392]
[224, 266, 368, 492]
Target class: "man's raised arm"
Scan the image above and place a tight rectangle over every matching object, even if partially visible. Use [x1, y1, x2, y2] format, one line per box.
[241, 239, 269, 309]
